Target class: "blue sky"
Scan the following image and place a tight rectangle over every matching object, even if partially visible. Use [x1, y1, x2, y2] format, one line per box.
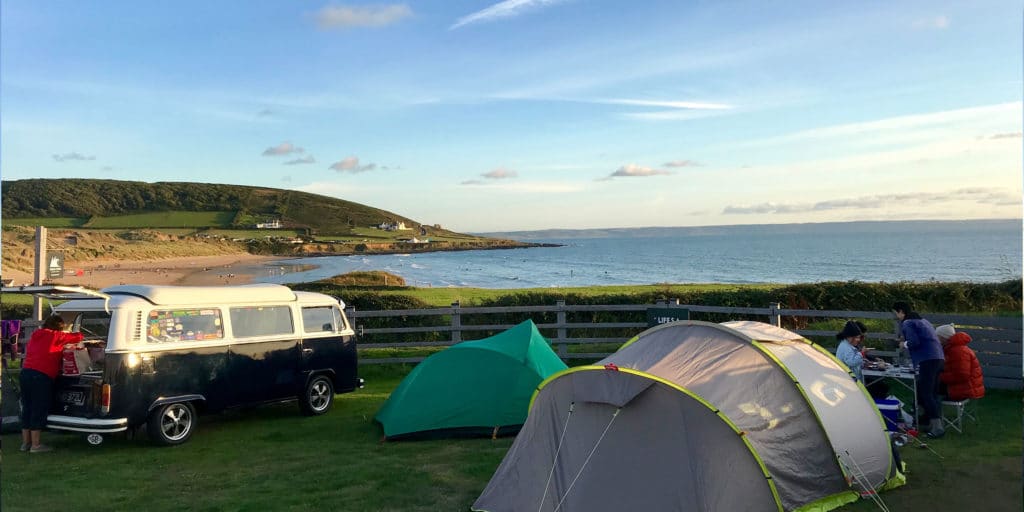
[1, 1, 1021, 231]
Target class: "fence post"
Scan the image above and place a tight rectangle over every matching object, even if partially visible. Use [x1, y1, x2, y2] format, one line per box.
[768, 302, 781, 327]
[450, 301, 462, 344]
[556, 300, 567, 359]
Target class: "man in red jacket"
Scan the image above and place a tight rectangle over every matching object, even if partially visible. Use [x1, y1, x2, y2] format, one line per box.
[935, 324, 985, 402]
[20, 315, 84, 453]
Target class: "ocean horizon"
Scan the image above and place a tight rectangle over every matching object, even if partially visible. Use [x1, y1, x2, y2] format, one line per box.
[254, 219, 1023, 288]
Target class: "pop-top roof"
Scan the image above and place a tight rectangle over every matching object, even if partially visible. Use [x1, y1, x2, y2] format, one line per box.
[101, 283, 297, 305]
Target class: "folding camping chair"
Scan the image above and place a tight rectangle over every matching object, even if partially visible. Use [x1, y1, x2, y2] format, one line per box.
[941, 399, 978, 434]
[1, 319, 22, 368]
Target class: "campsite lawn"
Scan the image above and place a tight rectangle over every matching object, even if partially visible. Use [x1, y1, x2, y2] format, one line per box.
[1, 365, 1020, 512]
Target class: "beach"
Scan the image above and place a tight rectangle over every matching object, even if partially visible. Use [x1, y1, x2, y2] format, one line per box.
[2, 253, 286, 289]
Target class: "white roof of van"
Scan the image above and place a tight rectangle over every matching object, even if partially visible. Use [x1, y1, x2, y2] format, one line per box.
[102, 284, 298, 305]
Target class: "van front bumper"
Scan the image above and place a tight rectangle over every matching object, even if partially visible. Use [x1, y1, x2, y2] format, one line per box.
[47, 415, 129, 434]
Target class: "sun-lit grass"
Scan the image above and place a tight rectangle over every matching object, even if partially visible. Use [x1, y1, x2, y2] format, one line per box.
[0, 364, 1019, 512]
[3, 217, 88, 228]
[83, 211, 236, 228]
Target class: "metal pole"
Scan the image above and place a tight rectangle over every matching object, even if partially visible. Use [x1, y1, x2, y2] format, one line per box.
[33, 226, 47, 321]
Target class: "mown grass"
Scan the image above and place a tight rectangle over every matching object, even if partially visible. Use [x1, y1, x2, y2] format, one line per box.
[84, 211, 236, 229]
[367, 283, 782, 307]
[2, 217, 88, 228]
[1, 364, 1019, 512]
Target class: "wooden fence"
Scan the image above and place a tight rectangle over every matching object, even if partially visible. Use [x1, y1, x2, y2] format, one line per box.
[348, 300, 1023, 390]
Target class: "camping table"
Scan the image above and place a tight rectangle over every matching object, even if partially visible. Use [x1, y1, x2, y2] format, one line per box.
[863, 365, 918, 427]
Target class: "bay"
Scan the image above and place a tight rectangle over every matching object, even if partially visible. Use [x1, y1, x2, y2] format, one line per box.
[253, 220, 1022, 288]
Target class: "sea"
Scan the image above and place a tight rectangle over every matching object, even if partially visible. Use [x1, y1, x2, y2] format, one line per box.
[252, 220, 1022, 288]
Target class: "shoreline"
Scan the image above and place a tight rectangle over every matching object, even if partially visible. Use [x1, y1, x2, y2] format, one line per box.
[2, 254, 290, 289]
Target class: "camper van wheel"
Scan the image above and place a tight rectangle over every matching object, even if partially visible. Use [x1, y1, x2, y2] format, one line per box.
[300, 375, 334, 416]
[147, 402, 197, 446]
[86, 433, 104, 445]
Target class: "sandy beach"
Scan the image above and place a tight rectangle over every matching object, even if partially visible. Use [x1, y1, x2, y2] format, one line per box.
[2, 253, 290, 289]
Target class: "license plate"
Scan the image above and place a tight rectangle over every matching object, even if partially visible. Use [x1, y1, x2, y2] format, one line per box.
[62, 391, 85, 405]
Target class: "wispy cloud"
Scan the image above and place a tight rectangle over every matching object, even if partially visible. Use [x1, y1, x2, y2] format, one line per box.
[743, 102, 1022, 147]
[315, 4, 412, 30]
[482, 167, 518, 179]
[663, 160, 700, 168]
[602, 98, 732, 110]
[451, 0, 567, 30]
[329, 156, 378, 173]
[262, 142, 305, 156]
[52, 152, 96, 162]
[461, 179, 484, 186]
[724, 188, 1019, 214]
[912, 15, 950, 30]
[284, 155, 316, 165]
[990, 132, 1022, 140]
[599, 163, 672, 181]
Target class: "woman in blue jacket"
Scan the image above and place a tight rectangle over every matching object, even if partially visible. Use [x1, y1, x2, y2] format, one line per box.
[893, 301, 946, 438]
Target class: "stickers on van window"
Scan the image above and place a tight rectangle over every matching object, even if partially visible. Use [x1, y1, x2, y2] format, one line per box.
[148, 309, 224, 343]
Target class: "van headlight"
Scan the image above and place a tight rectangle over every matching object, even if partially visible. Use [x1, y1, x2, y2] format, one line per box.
[127, 353, 140, 368]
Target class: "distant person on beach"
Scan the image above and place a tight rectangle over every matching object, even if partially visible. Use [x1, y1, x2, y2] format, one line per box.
[892, 301, 946, 438]
[935, 324, 985, 401]
[20, 314, 84, 453]
[835, 321, 865, 381]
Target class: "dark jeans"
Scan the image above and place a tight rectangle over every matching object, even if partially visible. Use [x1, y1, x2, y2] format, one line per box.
[916, 359, 944, 422]
[19, 368, 53, 430]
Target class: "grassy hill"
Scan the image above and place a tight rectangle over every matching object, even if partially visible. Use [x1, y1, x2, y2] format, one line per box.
[0, 178, 461, 237]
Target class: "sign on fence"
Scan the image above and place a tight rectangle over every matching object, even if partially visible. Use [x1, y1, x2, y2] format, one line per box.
[647, 307, 690, 327]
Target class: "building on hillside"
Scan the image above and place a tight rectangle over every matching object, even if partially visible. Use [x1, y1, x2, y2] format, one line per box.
[256, 220, 281, 229]
[378, 221, 411, 231]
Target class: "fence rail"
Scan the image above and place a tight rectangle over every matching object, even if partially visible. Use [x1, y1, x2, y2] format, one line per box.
[348, 301, 1023, 390]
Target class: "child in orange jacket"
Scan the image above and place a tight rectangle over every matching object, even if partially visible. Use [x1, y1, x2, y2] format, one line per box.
[935, 324, 985, 401]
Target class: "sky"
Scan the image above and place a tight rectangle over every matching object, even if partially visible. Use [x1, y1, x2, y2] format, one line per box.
[1, 1, 1021, 232]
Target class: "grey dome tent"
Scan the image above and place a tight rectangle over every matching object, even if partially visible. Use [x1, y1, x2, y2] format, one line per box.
[473, 320, 904, 512]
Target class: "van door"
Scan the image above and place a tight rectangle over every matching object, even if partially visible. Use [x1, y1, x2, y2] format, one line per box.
[299, 305, 357, 391]
[227, 305, 302, 404]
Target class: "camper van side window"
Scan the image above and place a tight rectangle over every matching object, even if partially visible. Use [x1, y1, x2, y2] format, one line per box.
[302, 306, 335, 333]
[229, 306, 294, 338]
[147, 309, 224, 343]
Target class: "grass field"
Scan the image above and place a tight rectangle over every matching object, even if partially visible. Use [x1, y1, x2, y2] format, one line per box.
[83, 211, 236, 228]
[0, 364, 1019, 512]
[2, 217, 88, 228]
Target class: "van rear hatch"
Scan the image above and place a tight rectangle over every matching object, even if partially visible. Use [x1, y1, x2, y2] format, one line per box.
[53, 373, 104, 417]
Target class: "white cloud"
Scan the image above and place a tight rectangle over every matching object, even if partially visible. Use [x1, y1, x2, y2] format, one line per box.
[602, 163, 672, 180]
[602, 98, 732, 110]
[912, 15, 950, 30]
[52, 152, 95, 162]
[284, 155, 316, 165]
[749, 102, 1022, 146]
[329, 156, 378, 173]
[262, 142, 304, 156]
[723, 188, 1021, 215]
[482, 167, 518, 179]
[990, 132, 1022, 140]
[451, 0, 566, 30]
[461, 179, 484, 186]
[315, 4, 412, 30]
[663, 160, 700, 168]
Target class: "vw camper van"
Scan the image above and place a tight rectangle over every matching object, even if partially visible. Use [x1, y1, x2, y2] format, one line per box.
[5, 283, 362, 445]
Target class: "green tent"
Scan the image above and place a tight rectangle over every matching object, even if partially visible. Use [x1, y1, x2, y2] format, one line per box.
[375, 319, 568, 440]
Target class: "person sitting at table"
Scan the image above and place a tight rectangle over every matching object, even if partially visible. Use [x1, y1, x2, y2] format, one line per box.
[835, 320, 865, 381]
[935, 324, 985, 402]
[893, 301, 946, 438]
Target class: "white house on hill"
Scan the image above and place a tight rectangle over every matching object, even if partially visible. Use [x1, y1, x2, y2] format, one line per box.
[256, 220, 281, 229]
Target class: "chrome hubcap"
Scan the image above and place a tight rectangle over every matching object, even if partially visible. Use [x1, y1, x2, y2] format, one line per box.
[161, 404, 192, 441]
[310, 381, 330, 411]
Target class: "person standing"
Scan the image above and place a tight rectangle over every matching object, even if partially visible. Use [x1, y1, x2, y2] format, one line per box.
[892, 301, 946, 438]
[835, 321, 865, 381]
[19, 314, 84, 453]
[935, 324, 985, 401]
